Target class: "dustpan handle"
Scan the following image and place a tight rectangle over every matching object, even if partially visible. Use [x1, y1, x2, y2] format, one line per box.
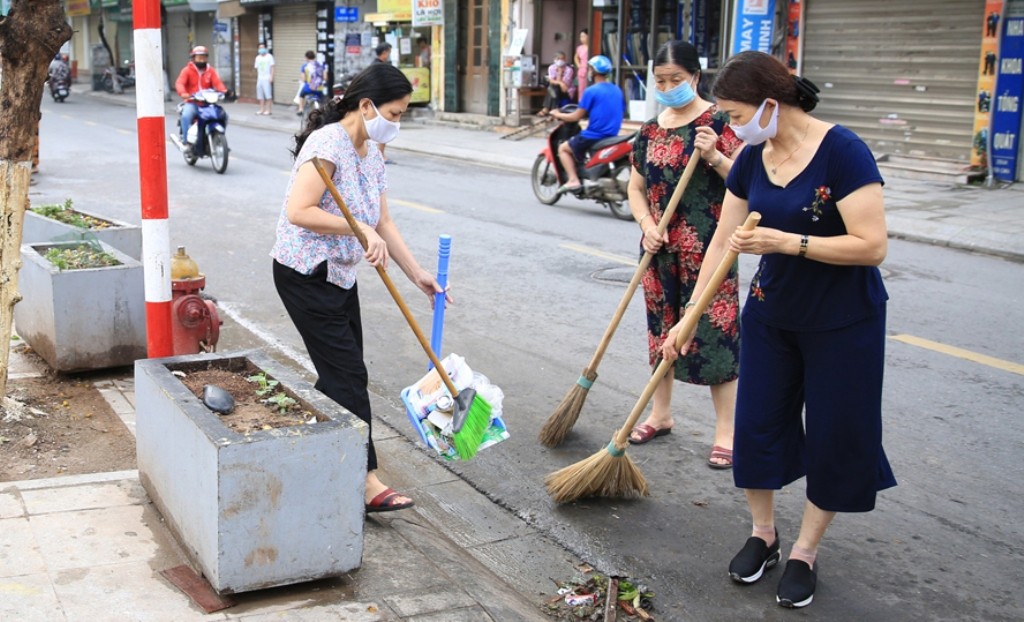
[428, 235, 451, 371]
[310, 156, 460, 397]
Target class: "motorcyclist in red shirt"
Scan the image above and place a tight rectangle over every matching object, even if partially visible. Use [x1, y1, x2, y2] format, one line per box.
[174, 46, 226, 146]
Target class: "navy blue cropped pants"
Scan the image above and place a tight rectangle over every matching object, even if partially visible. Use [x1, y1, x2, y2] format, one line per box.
[733, 308, 896, 512]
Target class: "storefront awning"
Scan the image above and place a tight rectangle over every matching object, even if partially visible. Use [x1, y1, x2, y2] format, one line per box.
[188, 0, 218, 11]
[217, 0, 245, 18]
[365, 11, 412, 24]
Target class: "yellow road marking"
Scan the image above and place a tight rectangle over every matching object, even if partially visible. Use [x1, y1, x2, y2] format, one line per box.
[560, 242, 636, 266]
[391, 198, 443, 214]
[890, 334, 1024, 376]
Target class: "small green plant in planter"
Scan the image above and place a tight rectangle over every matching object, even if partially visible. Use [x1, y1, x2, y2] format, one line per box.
[245, 372, 279, 396]
[43, 243, 120, 270]
[31, 198, 112, 230]
[265, 392, 298, 414]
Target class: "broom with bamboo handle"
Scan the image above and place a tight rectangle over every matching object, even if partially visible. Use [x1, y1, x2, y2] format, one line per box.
[539, 152, 703, 448]
[545, 211, 762, 503]
[310, 157, 492, 459]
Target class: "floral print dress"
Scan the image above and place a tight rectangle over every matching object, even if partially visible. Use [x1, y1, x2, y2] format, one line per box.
[631, 106, 742, 385]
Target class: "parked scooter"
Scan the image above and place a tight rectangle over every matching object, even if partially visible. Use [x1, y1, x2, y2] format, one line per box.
[170, 89, 230, 174]
[101, 60, 136, 93]
[530, 104, 636, 220]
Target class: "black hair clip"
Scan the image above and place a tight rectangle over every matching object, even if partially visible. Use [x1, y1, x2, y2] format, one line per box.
[794, 75, 820, 103]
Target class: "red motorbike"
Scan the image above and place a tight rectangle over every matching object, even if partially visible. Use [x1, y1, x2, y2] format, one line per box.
[531, 105, 636, 220]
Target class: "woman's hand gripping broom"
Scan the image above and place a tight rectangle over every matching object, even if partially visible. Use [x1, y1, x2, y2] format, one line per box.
[544, 211, 761, 503]
[538, 152, 703, 447]
[310, 157, 492, 460]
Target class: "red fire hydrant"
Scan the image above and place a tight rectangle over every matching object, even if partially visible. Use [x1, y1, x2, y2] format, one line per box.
[170, 246, 221, 354]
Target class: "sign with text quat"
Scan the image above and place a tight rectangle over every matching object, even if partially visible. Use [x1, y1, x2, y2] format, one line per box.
[991, 1, 1024, 181]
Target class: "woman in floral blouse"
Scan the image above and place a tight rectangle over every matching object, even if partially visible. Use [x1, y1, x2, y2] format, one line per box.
[662, 51, 894, 610]
[272, 63, 447, 514]
[626, 41, 742, 471]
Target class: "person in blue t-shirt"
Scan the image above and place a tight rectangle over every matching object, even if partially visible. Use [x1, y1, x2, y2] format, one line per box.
[661, 51, 895, 610]
[549, 55, 624, 192]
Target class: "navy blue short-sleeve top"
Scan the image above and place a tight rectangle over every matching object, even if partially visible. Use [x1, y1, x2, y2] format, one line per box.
[726, 125, 888, 331]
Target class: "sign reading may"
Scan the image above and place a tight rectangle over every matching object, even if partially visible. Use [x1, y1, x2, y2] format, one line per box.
[413, 0, 444, 27]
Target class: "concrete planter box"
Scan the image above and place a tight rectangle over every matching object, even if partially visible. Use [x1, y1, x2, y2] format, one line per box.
[24, 207, 142, 259]
[15, 241, 146, 372]
[135, 351, 368, 594]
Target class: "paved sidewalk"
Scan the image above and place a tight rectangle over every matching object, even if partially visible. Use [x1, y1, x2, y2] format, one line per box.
[1, 319, 569, 621]
[82, 88, 1024, 263]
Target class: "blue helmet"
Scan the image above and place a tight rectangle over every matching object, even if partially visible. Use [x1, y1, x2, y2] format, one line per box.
[588, 55, 613, 75]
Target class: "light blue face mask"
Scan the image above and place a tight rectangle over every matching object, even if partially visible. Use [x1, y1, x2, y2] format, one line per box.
[655, 79, 696, 109]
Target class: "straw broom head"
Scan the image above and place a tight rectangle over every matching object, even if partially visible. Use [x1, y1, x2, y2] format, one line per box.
[538, 368, 597, 447]
[544, 440, 649, 503]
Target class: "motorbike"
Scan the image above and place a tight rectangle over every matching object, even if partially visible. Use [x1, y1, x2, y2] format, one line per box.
[171, 89, 230, 174]
[49, 74, 71, 102]
[101, 61, 136, 93]
[298, 90, 325, 130]
[531, 105, 636, 220]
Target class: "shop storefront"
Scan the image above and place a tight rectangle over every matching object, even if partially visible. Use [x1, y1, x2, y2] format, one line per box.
[802, 0, 986, 161]
[366, 0, 435, 105]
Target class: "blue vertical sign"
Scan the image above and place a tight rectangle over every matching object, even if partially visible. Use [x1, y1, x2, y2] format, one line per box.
[992, 2, 1024, 182]
[730, 0, 776, 56]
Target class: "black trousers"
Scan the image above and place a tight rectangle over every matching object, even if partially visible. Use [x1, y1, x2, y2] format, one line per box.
[543, 84, 569, 111]
[273, 260, 377, 470]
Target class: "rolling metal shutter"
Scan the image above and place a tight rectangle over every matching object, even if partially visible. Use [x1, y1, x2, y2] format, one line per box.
[271, 3, 317, 106]
[801, 0, 985, 161]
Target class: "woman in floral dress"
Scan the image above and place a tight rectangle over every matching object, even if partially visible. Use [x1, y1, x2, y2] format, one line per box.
[626, 41, 742, 469]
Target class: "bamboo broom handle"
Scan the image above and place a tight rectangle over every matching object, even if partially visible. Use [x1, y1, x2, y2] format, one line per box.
[310, 157, 460, 397]
[612, 211, 762, 446]
[586, 151, 703, 371]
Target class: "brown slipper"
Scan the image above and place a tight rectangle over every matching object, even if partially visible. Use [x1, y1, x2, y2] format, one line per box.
[628, 423, 672, 445]
[708, 445, 733, 469]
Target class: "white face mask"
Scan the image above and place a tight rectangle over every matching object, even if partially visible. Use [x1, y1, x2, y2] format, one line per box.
[362, 102, 400, 144]
[731, 99, 778, 145]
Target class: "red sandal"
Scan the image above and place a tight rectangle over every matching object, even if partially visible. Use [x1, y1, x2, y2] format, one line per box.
[708, 445, 733, 469]
[365, 488, 415, 513]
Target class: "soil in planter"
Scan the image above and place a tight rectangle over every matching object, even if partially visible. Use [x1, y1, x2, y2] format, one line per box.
[178, 368, 319, 434]
[44, 244, 120, 270]
[32, 199, 115, 230]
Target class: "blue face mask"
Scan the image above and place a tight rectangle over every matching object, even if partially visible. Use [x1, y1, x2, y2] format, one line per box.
[655, 79, 696, 109]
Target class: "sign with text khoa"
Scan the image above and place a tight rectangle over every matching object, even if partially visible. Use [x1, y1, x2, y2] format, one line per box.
[992, 1, 1024, 181]
[730, 0, 776, 56]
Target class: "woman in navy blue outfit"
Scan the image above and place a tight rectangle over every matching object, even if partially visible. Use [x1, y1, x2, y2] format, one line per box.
[662, 51, 896, 609]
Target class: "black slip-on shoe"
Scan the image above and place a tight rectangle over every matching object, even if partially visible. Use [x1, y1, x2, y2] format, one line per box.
[728, 531, 781, 584]
[776, 559, 817, 608]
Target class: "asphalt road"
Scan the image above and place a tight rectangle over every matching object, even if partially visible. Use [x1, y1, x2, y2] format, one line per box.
[33, 96, 1024, 621]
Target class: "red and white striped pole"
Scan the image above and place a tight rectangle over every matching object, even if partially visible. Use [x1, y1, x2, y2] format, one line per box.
[133, 0, 173, 358]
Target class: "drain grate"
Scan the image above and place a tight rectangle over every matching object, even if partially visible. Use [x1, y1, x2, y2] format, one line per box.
[591, 266, 636, 284]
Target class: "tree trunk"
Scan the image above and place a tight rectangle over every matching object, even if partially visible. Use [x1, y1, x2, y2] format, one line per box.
[0, 1, 73, 398]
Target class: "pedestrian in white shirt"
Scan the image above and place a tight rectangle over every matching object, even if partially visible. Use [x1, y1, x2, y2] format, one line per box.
[255, 46, 275, 115]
